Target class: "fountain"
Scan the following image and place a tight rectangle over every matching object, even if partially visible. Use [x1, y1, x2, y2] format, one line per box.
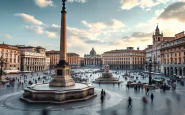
[20, 0, 96, 104]
[93, 65, 122, 84]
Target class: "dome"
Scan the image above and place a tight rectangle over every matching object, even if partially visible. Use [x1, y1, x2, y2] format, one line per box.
[90, 48, 96, 55]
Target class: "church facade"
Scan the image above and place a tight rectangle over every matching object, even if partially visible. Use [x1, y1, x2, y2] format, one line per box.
[83, 48, 102, 66]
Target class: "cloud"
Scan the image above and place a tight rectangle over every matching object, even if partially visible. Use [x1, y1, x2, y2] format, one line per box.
[0, 33, 12, 39]
[120, 0, 170, 10]
[85, 39, 108, 44]
[15, 13, 43, 25]
[25, 25, 44, 34]
[82, 19, 125, 30]
[136, 16, 185, 37]
[155, 9, 164, 16]
[158, 2, 185, 22]
[131, 32, 152, 38]
[34, 0, 54, 8]
[45, 24, 60, 33]
[68, 0, 87, 3]
[25, 25, 57, 38]
[45, 31, 57, 38]
[82, 21, 107, 30]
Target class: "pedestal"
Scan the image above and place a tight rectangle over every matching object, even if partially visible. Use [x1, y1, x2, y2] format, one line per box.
[49, 60, 75, 87]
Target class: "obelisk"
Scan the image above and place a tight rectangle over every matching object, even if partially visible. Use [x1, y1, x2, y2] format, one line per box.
[49, 0, 75, 87]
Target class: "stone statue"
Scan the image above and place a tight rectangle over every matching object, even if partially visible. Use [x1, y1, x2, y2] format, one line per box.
[62, 0, 66, 11]
[103, 65, 109, 72]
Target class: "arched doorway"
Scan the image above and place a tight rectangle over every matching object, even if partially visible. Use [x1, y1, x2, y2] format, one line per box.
[167, 67, 169, 75]
[183, 67, 185, 77]
[164, 67, 166, 75]
[175, 67, 177, 75]
[170, 67, 173, 75]
[179, 67, 182, 76]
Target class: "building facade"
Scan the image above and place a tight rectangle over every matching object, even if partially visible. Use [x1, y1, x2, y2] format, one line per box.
[160, 31, 185, 76]
[67, 53, 80, 67]
[145, 25, 175, 73]
[46, 50, 60, 68]
[15, 45, 48, 72]
[83, 48, 102, 67]
[80, 57, 84, 66]
[46, 51, 81, 68]
[102, 47, 145, 70]
[45, 57, 51, 70]
[0, 43, 20, 73]
[145, 45, 153, 62]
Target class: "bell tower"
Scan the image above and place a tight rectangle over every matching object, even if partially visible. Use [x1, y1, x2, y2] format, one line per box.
[152, 24, 163, 46]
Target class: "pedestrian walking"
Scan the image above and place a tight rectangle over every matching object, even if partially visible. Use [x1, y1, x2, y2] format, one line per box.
[146, 88, 149, 95]
[101, 89, 104, 95]
[128, 97, 132, 108]
[101, 93, 104, 103]
[41, 108, 49, 115]
[150, 93, 154, 102]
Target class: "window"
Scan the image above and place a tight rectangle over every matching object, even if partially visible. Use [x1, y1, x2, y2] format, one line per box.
[158, 37, 160, 41]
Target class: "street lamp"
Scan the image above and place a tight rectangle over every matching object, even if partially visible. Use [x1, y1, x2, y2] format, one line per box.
[148, 58, 152, 85]
[0, 57, 7, 87]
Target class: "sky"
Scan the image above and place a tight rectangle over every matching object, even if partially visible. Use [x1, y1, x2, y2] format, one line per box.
[0, 0, 185, 57]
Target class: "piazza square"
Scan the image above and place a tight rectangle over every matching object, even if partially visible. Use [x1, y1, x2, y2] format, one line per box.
[1, 0, 185, 115]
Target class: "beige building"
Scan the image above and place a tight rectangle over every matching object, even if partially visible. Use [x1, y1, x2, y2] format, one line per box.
[0, 43, 20, 73]
[67, 53, 80, 67]
[102, 47, 145, 70]
[46, 50, 60, 68]
[45, 57, 51, 70]
[160, 31, 185, 76]
[145, 25, 175, 72]
[80, 57, 84, 66]
[46, 51, 81, 68]
[15, 45, 48, 72]
[84, 48, 102, 67]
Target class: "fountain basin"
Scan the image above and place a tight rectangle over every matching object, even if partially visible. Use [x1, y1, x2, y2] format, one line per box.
[21, 83, 96, 104]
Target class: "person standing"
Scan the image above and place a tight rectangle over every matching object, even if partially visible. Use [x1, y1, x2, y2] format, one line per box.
[128, 97, 132, 108]
[146, 88, 149, 95]
[101, 89, 104, 95]
[150, 93, 154, 102]
[103, 90, 106, 96]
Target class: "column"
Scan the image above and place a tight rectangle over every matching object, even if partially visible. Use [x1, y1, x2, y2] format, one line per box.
[177, 68, 180, 75]
[173, 67, 176, 75]
[182, 67, 184, 76]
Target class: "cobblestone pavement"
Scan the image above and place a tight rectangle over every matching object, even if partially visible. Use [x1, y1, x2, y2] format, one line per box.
[0, 69, 185, 115]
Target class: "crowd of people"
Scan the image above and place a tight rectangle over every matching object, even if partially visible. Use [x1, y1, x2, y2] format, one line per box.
[3, 70, 53, 88]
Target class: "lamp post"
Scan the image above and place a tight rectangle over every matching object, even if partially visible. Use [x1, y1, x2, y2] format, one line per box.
[0, 57, 7, 87]
[148, 58, 152, 85]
